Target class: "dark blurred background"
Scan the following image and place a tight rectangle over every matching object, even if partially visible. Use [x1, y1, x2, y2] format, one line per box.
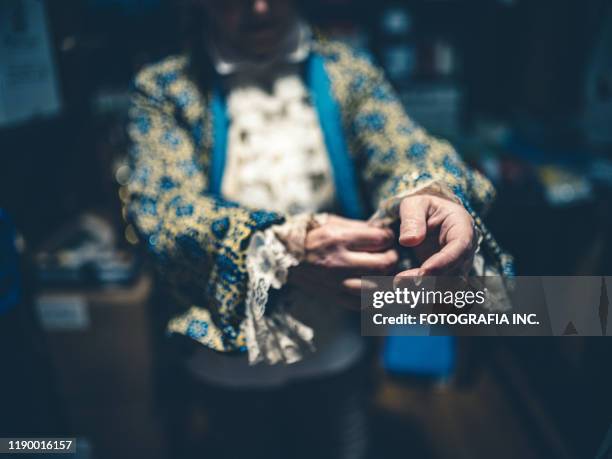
[1, 0, 611, 458]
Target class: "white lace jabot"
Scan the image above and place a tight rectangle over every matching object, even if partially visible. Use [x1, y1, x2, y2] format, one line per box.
[221, 63, 337, 365]
[222, 72, 335, 215]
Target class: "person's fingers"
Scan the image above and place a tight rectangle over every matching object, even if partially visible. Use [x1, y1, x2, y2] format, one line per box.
[308, 224, 394, 252]
[342, 278, 362, 295]
[345, 226, 395, 251]
[341, 278, 382, 296]
[398, 196, 428, 247]
[304, 248, 398, 273]
[340, 248, 399, 273]
[393, 268, 426, 289]
[325, 214, 359, 227]
[328, 214, 369, 224]
[395, 267, 425, 278]
[420, 233, 473, 274]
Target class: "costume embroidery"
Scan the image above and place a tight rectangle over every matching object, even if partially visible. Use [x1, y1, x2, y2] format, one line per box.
[124, 38, 514, 355]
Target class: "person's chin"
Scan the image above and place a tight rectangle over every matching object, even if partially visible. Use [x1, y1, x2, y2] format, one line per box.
[245, 29, 283, 58]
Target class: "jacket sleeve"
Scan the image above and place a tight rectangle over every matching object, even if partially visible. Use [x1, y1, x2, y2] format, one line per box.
[125, 71, 284, 345]
[343, 54, 513, 274]
[344, 59, 493, 214]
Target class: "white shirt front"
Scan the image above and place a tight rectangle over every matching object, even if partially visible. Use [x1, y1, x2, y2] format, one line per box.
[222, 67, 336, 216]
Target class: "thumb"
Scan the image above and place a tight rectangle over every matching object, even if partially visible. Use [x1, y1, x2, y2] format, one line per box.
[398, 196, 428, 247]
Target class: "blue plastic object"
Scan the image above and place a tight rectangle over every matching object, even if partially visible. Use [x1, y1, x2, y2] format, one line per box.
[382, 332, 456, 378]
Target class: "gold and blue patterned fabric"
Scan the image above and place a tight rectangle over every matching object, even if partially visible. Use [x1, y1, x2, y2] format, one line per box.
[125, 37, 514, 353]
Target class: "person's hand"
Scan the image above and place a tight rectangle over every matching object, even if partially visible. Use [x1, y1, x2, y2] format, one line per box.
[396, 194, 477, 279]
[288, 215, 398, 306]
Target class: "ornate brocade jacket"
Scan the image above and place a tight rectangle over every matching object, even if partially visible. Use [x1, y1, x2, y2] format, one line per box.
[125, 37, 514, 354]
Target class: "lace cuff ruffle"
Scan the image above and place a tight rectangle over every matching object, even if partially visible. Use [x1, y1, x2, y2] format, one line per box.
[241, 213, 321, 365]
